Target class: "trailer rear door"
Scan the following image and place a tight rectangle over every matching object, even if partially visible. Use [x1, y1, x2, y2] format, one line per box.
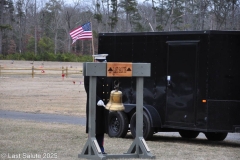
[165, 41, 199, 126]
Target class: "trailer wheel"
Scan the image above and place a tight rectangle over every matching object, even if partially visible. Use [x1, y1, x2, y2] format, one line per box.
[130, 111, 153, 140]
[179, 130, 199, 139]
[204, 132, 228, 141]
[108, 111, 129, 138]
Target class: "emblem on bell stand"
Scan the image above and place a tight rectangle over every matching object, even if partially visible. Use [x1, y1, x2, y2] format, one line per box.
[105, 81, 125, 111]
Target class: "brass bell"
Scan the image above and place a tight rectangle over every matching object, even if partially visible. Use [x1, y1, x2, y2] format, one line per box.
[105, 89, 125, 111]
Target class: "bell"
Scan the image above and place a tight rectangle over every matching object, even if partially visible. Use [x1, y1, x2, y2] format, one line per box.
[106, 90, 125, 111]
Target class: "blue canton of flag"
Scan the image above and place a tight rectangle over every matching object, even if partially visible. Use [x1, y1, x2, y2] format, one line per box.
[82, 23, 91, 31]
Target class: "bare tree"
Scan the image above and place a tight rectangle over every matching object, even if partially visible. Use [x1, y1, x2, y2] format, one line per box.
[62, 0, 81, 52]
[209, 0, 231, 30]
[1, 0, 240, 57]
[44, 0, 63, 54]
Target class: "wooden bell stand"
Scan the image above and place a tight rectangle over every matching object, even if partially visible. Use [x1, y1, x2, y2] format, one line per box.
[78, 62, 155, 160]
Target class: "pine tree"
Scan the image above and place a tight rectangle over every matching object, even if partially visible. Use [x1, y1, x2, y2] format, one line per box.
[120, 0, 141, 31]
[109, 0, 118, 32]
[0, 0, 14, 55]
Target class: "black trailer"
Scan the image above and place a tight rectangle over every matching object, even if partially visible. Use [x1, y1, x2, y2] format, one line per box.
[98, 30, 240, 141]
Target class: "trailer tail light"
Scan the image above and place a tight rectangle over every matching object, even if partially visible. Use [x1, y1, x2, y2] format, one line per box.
[202, 99, 207, 103]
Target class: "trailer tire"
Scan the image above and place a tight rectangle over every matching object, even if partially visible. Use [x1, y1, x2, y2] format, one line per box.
[179, 130, 199, 139]
[204, 132, 228, 141]
[130, 111, 153, 140]
[108, 111, 129, 138]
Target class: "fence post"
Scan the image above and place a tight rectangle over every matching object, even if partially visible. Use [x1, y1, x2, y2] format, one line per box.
[32, 66, 34, 78]
[62, 66, 64, 76]
[66, 66, 68, 78]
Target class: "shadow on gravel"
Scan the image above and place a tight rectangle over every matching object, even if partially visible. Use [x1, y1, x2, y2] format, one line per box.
[124, 133, 240, 148]
[152, 135, 240, 148]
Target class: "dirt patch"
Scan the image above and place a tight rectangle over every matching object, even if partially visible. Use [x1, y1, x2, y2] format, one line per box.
[0, 60, 86, 116]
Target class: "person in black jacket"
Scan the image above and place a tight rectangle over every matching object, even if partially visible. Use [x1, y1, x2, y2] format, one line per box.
[84, 54, 112, 154]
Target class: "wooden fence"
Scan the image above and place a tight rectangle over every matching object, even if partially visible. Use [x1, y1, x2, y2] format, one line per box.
[0, 65, 83, 78]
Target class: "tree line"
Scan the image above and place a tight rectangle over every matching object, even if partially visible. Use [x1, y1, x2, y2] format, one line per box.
[0, 0, 240, 60]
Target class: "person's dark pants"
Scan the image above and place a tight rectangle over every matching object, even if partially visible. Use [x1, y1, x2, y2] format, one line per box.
[96, 133, 104, 152]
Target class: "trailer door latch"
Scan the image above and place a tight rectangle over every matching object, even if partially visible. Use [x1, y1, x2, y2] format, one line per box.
[167, 75, 171, 86]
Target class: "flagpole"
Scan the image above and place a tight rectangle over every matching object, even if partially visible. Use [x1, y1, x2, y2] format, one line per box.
[90, 21, 95, 62]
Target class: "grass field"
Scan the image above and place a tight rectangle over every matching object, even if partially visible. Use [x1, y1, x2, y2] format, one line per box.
[1, 119, 240, 160]
[0, 60, 240, 160]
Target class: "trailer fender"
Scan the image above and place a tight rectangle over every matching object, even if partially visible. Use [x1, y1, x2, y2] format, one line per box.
[123, 104, 162, 128]
[123, 104, 136, 113]
[144, 105, 162, 128]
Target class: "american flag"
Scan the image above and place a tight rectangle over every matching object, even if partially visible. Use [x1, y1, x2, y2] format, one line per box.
[69, 22, 92, 44]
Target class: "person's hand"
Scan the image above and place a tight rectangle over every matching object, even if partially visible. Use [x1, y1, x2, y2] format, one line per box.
[97, 100, 105, 107]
